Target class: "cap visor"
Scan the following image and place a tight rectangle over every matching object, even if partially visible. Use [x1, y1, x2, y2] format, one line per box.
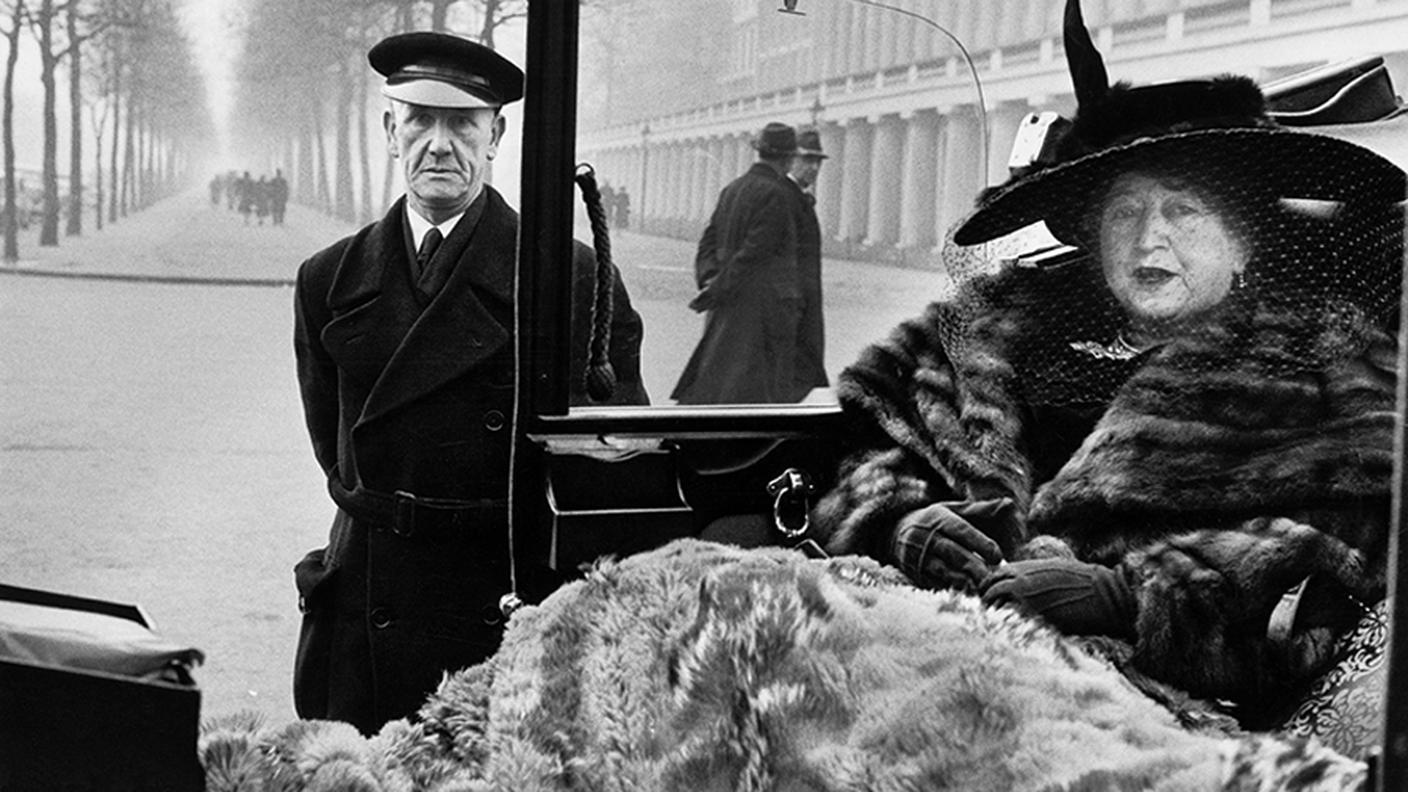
[382, 79, 497, 109]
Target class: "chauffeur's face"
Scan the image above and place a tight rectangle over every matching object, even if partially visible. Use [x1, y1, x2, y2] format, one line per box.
[385, 100, 506, 223]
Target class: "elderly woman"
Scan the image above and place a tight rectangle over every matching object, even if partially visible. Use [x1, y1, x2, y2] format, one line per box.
[812, 0, 1406, 734]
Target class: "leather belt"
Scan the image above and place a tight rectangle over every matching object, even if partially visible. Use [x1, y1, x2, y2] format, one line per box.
[328, 477, 507, 543]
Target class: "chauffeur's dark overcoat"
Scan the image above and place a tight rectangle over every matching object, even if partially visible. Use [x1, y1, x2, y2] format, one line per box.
[291, 187, 646, 734]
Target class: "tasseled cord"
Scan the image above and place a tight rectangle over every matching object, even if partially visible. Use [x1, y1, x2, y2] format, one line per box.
[572, 164, 617, 402]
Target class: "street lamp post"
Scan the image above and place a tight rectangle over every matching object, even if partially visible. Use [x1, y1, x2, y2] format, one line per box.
[778, 0, 989, 178]
[639, 123, 651, 233]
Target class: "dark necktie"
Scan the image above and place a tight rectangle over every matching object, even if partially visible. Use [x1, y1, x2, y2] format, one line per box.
[413, 227, 443, 282]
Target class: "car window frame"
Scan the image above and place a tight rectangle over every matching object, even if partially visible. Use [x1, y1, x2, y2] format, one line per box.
[515, 0, 845, 440]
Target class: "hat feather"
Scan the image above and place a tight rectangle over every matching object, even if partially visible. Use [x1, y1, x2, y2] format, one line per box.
[1064, 0, 1108, 111]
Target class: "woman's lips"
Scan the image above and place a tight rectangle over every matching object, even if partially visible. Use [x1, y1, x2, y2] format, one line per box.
[1131, 267, 1176, 286]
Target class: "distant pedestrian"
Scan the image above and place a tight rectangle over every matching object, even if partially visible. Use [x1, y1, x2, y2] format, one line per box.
[237, 171, 254, 224]
[254, 176, 271, 225]
[787, 127, 829, 400]
[615, 187, 631, 229]
[671, 121, 802, 404]
[209, 174, 223, 207]
[600, 181, 617, 227]
[270, 169, 289, 226]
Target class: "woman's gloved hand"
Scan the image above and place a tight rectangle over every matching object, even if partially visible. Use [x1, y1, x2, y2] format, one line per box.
[980, 558, 1138, 639]
[889, 499, 1019, 591]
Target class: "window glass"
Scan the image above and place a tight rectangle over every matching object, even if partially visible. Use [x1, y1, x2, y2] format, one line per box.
[568, 0, 1408, 411]
[572, 0, 969, 408]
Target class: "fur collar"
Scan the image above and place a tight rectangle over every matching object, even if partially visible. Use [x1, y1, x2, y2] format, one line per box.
[818, 266, 1396, 568]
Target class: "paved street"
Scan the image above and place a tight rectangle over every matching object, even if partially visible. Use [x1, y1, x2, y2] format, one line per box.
[0, 189, 946, 724]
[1, 194, 359, 723]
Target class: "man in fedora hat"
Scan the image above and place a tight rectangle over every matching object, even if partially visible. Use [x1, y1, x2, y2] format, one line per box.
[291, 30, 648, 733]
[672, 121, 805, 404]
[787, 128, 830, 401]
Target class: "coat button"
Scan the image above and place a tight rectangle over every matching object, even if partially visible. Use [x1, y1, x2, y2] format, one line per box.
[483, 410, 506, 432]
[370, 607, 393, 629]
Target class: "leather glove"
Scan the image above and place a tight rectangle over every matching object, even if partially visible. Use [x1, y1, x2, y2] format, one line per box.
[980, 558, 1138, 639]
[890, 499, 1017, 591]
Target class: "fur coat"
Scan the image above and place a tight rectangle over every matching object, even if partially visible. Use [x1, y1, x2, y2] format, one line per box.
[811, 263, 1397, 714]
[201, 539, 1367, 792]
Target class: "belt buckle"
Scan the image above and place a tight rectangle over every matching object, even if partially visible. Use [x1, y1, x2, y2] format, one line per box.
[393, 490, 418, 539]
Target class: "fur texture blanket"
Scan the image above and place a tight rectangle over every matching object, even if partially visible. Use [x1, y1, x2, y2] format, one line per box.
[202, 539, 1365, 791]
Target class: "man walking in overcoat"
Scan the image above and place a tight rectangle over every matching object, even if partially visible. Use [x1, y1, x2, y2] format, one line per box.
[291, 31, 648, 734]
[787, 127, 829, 400]
[671, 122, 802, 404]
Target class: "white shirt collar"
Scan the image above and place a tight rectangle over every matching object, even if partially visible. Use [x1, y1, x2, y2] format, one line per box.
[405, 205, 466, 249]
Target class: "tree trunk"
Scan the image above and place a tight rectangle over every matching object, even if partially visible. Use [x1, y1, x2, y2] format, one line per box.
[479, 0, 498, 47]
[357, 49, 372, 223]
[296, 120, 314, 204]
[312, 101, 329, 211]
[2, 1, 23, 263]
[64, 3, 80, 236]
[38, 0, 59, 246]
[91, 115, 101, 231]
[429, 0, 451, 32]
[107, 51, 120, 223]
[284, 135, 295, 203]
[120, 88, 134, 217]
[138, 111, 149, 207]
[333, 57, 354, 221]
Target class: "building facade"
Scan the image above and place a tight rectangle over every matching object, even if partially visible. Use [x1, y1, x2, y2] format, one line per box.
[578, 0, 1408, 265]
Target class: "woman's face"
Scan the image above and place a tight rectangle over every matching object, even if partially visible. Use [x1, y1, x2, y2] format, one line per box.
[1096, 172, 1249, 326]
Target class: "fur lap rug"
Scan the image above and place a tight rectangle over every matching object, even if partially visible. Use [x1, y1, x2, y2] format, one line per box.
[201, 539, 1365, 791]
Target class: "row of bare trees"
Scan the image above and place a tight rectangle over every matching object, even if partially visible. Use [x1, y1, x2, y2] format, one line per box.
[229, 0, 525, 228]
[1, 0, 211, 262]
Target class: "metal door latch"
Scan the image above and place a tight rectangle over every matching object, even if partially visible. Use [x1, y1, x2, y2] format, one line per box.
[766, 468, 815, 539]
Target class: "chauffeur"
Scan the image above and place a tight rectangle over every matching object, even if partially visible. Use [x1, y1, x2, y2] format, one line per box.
[291, 31, 648, 733]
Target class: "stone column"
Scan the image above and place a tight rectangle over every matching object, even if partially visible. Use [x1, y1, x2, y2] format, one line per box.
[816, 122, 844, 237]
[703, 136, 726, 212]
[677, 142, 693, 223]
[726, 134, 745, 183]
[898, 109, 940, 249]
[716, 134, 733, 188]
[669, 143, 689, 221]
[837, 118, 872, 243]
[639, 140, 653, 230]
[687, 139, 709, 224]
[937, 106, 984, 240]
[657, 143, 676, 221]
[865, 113, 904, 247]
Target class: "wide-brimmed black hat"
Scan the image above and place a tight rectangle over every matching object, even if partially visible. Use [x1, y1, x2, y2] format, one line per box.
[951, 1, 1406, 246]
[370, 31, 524, 109]
[752, 122, 798, 157]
